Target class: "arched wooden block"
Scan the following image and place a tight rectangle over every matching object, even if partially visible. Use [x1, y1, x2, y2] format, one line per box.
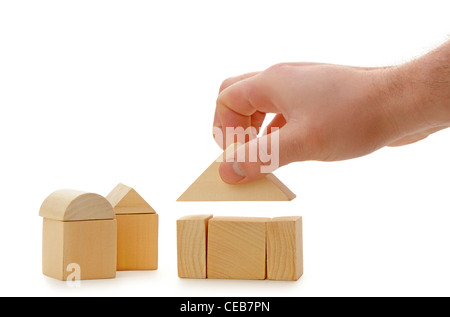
[39, 189, 115, 221]
[39, 189, 116, 281]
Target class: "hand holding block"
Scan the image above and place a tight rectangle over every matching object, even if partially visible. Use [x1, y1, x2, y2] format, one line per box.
[267, 216, 303, 281]
[40, 190, 117, 281]
[177, 214, 213, 278]
[207, 217, 270, 280]
[177, 144, 296, 201]
[107, 183, 158, 271]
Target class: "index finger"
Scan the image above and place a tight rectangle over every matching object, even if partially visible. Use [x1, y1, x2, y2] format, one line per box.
[214, 73, 280, 148]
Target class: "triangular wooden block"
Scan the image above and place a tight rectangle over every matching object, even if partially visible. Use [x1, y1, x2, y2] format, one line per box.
[177, 146, 296, 201]
[106, 183, 156, 214]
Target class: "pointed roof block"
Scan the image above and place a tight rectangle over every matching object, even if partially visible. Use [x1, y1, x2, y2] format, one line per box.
[177, 145, 296, 201]
[106, 183, 156, 214]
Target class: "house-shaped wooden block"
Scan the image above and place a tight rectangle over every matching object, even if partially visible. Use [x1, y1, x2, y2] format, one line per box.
[107, 183, 158, 271]
[39, 189, 117, 281]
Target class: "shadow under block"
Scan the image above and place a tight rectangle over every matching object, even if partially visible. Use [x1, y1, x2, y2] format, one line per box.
[177, 145, 296, 201]
[107, 183, 158, 271]
[177, 214, 213, 279]
[116, 214, 158, 270]
[40, 189, 117, 281]
[267, 216, 303, 281]
[207, 217, 270, 280]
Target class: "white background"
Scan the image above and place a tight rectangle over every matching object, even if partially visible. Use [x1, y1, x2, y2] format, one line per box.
[0, 0, 449, 297]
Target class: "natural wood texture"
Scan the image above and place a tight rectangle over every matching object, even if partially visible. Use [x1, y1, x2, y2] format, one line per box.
[39, 189, 115, 221]
[116, 213, 158, 270]
[207, 217, 269, 280]
[106, 183, 156, 214]
[42, 218, 117, 280]
[40, 189, 117, 281]
[177, 214, 213, 279]
[267, 216, 303, 281]
[42, 218, 64, 280]
[177, 145, 296, 201]
[107, 183, 158, 271]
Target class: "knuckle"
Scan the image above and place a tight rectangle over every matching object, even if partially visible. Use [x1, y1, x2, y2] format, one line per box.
[265, 63, 292, 76]
[219, 78, 235, 93]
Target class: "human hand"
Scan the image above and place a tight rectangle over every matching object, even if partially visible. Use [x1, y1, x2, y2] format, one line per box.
[213, 43, 450, 184]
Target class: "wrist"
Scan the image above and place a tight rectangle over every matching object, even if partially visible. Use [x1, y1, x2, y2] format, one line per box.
[406, 43, 450, 125]
[375, 43, 450, 140]
[400, 42, 450, 126]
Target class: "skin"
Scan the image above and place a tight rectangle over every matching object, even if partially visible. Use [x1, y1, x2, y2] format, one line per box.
[214, 40, 450, 184]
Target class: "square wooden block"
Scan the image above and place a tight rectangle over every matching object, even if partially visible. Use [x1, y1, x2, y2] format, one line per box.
[177, 214, 213, 278]
[267, 216, 303, 281]
[116, 213, 158, 270]
[207, 217, 269, 280]
[42, 218, 117, 281]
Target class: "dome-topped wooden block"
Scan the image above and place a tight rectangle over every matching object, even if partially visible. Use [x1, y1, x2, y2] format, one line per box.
[39, 189, 115, 221]
[39, 189, 117, 281]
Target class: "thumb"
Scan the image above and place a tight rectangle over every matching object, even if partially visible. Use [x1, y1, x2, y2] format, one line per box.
[219, 125, 303, 184]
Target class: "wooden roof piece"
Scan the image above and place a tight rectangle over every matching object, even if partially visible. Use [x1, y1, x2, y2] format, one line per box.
[177, 145, 296, 201]
[39, 189, 115, 221]
[106, 183, 156, 214]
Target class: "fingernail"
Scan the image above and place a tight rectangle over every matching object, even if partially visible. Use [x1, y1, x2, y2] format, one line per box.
[232, 161, 246, 177]
[219, 161, 246, 184]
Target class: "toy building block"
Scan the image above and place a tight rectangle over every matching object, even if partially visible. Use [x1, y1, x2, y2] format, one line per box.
[207, 217, 270, 280]
[177, 214, 213, 279]
[39, 189, 117, 281]
[267, 216, 303, 281]
[106, 183, 158, 271]
[177, 144, 296, 201]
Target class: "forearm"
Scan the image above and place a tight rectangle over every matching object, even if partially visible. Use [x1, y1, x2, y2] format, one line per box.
[410, 41, 450, 123]
[386, 41, 450, 135]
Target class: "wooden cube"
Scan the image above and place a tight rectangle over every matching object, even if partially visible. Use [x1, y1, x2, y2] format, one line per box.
[267, 216, 303, 281]
[107, 183, 158, 271]
[40, 189, 117, 281]
[116, 213, 158, 270]
[177, 214, 213, 278]
[207, 217, 269, 280]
